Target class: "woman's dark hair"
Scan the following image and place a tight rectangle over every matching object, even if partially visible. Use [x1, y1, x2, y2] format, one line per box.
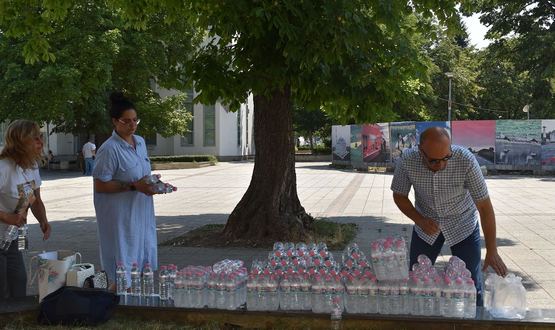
[109, 92, 136, 119]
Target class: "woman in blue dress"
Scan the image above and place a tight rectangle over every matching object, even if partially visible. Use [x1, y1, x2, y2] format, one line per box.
[92, 92, 157, 289]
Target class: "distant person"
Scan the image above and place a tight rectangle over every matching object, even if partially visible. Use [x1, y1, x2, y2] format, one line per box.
[0, 120, 51, 300]
[526, 152, 536, 165]
[391, 127, 507, 306]
[499, 149, 510, 164]
[92, 92, 158, 290]
[82, 138, 96, 176]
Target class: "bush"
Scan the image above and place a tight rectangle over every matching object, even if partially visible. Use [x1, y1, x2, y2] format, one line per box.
[312, 146, 331, 155]
[149, 155, 218, 164]
[296, 146, 331, 155]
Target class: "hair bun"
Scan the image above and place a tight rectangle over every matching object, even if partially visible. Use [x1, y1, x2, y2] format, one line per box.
[109, 91, 126, 104]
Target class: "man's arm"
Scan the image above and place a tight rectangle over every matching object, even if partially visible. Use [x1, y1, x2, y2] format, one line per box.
[393, 193, 439, 235]
[29, 188, 51, 240]
[476, 197, 507, 276]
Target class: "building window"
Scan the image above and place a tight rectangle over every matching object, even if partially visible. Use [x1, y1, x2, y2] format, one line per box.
[204, 104, 216, 146]
[180, 90, 194, 146]
[237, 109, 242, 146]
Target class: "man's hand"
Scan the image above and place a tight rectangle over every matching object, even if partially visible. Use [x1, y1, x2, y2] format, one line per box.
[483, 250, 507, 277]
[40, 222, 51, 240]
[415, 217, 440, 236]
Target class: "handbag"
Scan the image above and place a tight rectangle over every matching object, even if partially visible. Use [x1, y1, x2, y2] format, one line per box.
[28, 250, 81, 302]
[38, 286, 119, 326]
[66, 263, 95, 288]
[83, 271, 109, 289]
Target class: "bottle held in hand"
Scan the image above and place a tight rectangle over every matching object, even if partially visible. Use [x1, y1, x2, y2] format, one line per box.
[142, 174, 177, 194]
[0, 225, 19, 251]
[153, 181, 177, 194]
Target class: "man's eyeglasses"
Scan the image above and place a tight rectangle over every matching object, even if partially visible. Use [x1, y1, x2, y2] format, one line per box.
[420, 148, 453, 165]
[118, 118, 141, 126]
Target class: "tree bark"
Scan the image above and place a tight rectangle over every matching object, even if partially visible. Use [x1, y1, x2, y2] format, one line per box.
[223, 85, 314, 243]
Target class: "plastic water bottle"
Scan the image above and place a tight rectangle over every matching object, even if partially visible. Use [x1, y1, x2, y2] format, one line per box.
[130, 262, 142, 297]
[391, 281, 402, 314]
[344, 275, 357, 313]
[247, 275, 259, 311]
[300, 274, 312, 311]
[173, 271, 184, 307]
[433, 276, 443, 316]
[17, 224, 29, 250]
[399, 278, 409, 315]
[214, 273, 226, 309]
[441, 276, 454, 317]
[116, 262, 127, 296]
[206, 272, 217, 308]
[483, 273, 494, 311]
[370, 242, 384, 280]
[142, 263, 155, 297]
[153, 181, 177, 194]
[409, 277, 421, 315]
[311, 275, 323, 313]
[167, 264, 177, 299]
[452, 277, 466, 318]
[0, 225, 19, 251]
[330, 295, 343, 321]
[143, 174, 161, 184]
[464, 278, 477, 318]
[159, 266, 170, 301]
[267, 274, 280, 311]
[393, 238, 408, 278]
[367, 276, 379, 314]
[421, 276, 434, 316]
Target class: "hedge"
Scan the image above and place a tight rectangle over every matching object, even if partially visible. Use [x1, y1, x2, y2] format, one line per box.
[149, 155, 218, 163]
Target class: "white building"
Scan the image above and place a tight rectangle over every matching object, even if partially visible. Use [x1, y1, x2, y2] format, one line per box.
[0, 90, 255, 161]
[148, 88, 255, 160]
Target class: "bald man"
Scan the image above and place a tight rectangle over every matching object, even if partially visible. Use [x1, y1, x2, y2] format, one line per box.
[391, 127, 507, 306]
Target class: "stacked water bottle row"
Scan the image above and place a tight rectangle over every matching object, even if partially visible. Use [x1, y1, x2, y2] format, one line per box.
[370, 237, 409, 281]
[116, 261, 178, 301]
[174, 266, 211, 308]
[204, 259, 247, 310]
[408, 255, 476, 318]
[0, 224, 29, 251]
[265, 242, 341, 277]
[247, 242, 349, 314]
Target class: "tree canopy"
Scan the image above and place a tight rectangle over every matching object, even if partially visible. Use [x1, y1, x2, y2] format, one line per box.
[1, 1, 462, 124]
[0, 1, 195, 136]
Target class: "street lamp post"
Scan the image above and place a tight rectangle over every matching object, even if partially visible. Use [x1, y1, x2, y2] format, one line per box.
[445, 72, 454, 123]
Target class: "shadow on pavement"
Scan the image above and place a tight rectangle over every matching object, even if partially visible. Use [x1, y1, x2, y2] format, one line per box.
[23, 213, 529, 288]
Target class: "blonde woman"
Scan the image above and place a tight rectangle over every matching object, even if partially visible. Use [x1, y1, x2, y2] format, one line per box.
[0, 120, 51, 300]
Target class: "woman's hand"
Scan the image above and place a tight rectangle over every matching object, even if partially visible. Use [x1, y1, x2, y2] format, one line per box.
[4, 213, 26, 227]
[133, 177, 156, 196]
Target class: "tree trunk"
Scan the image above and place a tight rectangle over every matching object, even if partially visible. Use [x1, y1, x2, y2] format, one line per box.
[309, 134, 314, 152]
[223, 85, 314, 243]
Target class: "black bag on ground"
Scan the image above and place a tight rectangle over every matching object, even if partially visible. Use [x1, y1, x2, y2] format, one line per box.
[37, 286, 119, 326]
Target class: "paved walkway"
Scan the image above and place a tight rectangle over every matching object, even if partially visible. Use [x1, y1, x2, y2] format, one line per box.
[24, 162, 555, 309]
